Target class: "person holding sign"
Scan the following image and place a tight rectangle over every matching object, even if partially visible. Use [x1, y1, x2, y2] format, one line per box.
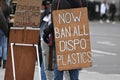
[43, 0, 88, 80]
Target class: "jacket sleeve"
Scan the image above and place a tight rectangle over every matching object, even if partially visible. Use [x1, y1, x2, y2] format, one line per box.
[0, 7, 8, 37]
[44, 22, 54, 35]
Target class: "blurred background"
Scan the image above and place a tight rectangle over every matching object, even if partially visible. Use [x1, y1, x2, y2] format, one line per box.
[7, 0, 120, 23]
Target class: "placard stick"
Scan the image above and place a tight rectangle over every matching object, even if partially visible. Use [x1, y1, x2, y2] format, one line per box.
[11, 43, 16, 80]
[35, 44, 41, 80]
[10, 43, 41, 80]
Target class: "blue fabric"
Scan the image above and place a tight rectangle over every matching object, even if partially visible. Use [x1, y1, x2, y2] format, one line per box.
[53, 44, 79, 80]
[0, 29, 4, 35]
[0, 32, 7, 60]
[54, 63, 79, 80]
[41, 61, 47, 80]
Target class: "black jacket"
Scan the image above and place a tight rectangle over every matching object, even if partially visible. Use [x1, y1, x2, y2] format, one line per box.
[109, 4, 116, 14]
[52, 0, 87, 10]
[0, 7, 8, 37]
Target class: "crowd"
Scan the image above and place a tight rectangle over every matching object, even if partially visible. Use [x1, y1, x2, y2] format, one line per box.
[99, 0, 117, 24]
[0, 0, 119, 80]
[88, 0, 118, 24]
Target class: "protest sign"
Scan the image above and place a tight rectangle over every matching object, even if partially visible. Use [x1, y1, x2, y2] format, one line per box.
[14, 0, 41, 27]
[53, 8, 92, 70]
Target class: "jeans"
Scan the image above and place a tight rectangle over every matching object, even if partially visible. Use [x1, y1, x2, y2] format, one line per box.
[0, 30, 8, 60]
[54, 64, 79, 80]
[41, 40, 54, 80]
[41, 61, 46, 80]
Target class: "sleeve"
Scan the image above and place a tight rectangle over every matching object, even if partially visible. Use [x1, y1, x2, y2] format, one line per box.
[0, 7, 8, 37]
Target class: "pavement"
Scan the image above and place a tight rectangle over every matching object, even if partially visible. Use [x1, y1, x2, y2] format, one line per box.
[1, 66, 120, 80]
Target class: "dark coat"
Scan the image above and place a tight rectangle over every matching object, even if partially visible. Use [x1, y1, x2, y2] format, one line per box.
[0, 0, 10, 37]
[0, 7, 8, 37]
[109, 3, 116, 14]
[52, 0, 87, 10]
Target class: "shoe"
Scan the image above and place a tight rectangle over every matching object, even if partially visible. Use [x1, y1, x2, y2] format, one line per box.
[106, 19, 110, 23]
[99, 20, 103, 23]
[112, 21, 116, 24]
[3, 60, 6, 68]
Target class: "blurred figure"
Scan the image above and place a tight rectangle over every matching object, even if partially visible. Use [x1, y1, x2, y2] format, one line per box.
[100, 0, 109, 23]
[40, 0, 54, 80]
[0, 0, 10, 68]
[88, 0, 95, 20]
[109, 1, 117, 24]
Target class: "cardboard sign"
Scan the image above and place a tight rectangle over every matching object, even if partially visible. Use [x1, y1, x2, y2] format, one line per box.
[13, 0, 41, 27]
[53, 8, 92, 70]
[9, 27, 40, 44]
[5, 45, 37, 80]
[4, 27, 40, 80]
